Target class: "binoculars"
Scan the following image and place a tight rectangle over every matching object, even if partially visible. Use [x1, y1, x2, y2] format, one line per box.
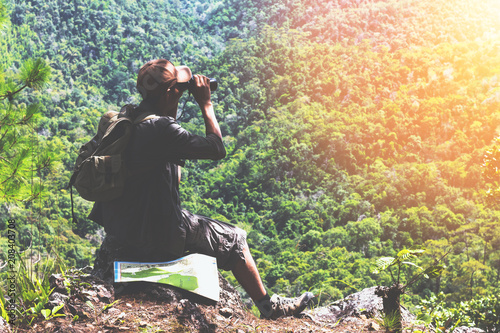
[178, 77, 218, 92]
[207, 78, 218, 91]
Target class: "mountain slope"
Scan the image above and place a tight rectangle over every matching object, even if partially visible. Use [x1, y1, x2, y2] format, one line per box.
[2, 1, 500, 329]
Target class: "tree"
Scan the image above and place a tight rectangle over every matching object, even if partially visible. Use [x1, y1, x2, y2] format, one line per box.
[483, 137, 500, 205]
[0, 1, 51, 201]
[374, 248, 446, 333]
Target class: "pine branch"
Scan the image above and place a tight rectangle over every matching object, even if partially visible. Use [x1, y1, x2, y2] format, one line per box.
[31, 157, 51, 173]
[0, 59, 50, 101]
[19, 58, 51, 90]
[0, 84, 28, 101]
[0, 127, 21, 151]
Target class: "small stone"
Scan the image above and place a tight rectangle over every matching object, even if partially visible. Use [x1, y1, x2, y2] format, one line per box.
[0, 317, 11, 333]
[49, 274, 68, 294]
[97, 285, 113, 301]
[108, 307, 121, 315]
[219, 307, 234, 318]
[49, 292, 69, 308]
[367, 321, 381, 331]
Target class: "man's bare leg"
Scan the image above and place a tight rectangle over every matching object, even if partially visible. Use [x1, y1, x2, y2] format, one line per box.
[231, 244, 267, 302]
[231, 242, 314, 319]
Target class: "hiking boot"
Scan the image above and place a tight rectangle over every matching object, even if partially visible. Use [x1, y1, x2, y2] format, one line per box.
[257, 292, 314, 319]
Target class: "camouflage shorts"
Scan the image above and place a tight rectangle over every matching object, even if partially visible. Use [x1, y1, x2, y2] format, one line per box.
[182, 210, 247, 271]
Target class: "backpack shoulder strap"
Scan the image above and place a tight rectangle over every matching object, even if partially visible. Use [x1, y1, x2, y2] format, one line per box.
[134, 112, 160, 124]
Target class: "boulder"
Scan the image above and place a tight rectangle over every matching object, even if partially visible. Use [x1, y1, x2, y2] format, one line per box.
[306, 286, 415, 325]
[306, 287, 489, 333]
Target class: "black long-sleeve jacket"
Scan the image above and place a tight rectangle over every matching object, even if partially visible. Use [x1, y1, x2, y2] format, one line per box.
[89, 115, 226, 258]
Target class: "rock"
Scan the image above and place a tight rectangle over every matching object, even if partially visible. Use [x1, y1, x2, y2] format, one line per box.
[46, 269, 115, 323]
[48, 291, 69, 308]
[91, 235, 247, 318]
[453, 327, 485, 333]
[307, 287, 488, 333]
[307, 286, 415, 325]
[45, 261, 245, 331]
[219, 307, 234, 318]
[0, 316, 11, 333]
[97, 284, 113, 300]
[367, 320, 381, 331]
[49, 270, 115, 304]
[215, 272, 246, 318]
[48, 274, 67, 294]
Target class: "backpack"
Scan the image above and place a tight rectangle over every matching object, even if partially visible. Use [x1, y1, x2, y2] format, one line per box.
[68, 104, 158, 202]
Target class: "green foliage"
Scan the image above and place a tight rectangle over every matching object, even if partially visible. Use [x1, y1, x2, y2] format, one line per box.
[41, 303, 65, 320]
[417, 293, 500, 332]
[3, 255, 60, 325]
[373, 247, 445, 333]
[0, 15, 52, 201]
[19, 58, 51, 90]
[374, 248, 445, 290]
[376, 309, 404, 333]
[0, 0, 6, 29]
[0, 285, 8, 322]
[101, 300, 120, 313]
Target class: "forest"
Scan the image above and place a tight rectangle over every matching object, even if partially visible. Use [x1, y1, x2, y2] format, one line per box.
[1, 0, 500, 330]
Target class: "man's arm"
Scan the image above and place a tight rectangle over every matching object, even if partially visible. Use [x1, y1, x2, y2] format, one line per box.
[191, 75, 222, 140]
[176, 75, 223, 183]
[162, 74, 225, 161]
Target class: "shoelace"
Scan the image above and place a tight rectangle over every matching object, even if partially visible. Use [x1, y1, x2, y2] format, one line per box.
[275, 296, 295, 305]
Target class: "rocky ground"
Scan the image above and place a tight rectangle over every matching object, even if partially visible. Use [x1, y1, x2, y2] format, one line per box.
[2, 269, 484, 333]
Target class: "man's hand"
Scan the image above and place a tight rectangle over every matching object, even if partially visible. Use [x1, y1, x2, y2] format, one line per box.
[191, 74, 211, 108]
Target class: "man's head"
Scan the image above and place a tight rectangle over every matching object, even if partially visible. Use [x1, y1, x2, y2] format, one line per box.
[136, 59, 192, 102]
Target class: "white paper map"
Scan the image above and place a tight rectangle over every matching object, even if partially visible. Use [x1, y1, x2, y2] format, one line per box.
[114, 253, 220, 302]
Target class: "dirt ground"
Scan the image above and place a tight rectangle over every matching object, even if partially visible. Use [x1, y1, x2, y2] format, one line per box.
[11, 294, 384, 332]
[6, 273, 419, 333]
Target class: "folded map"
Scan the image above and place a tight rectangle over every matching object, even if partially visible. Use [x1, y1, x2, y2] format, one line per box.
[114, 253, 219, 301]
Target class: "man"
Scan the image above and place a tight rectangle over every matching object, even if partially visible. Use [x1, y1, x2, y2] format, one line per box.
[90, 59, 313, 319]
